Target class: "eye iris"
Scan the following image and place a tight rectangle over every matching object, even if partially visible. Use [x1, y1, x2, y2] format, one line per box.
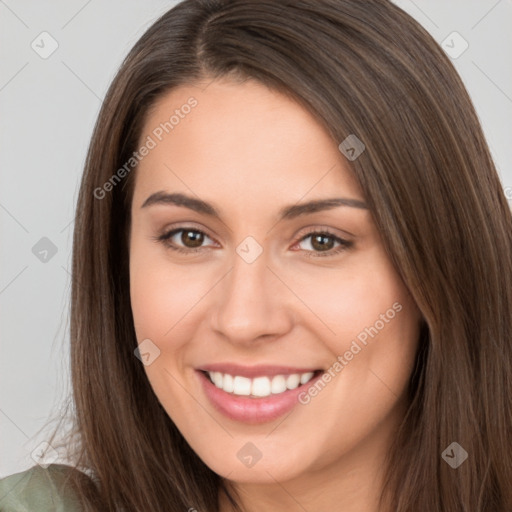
[311, 234, 334, 251]
[182, 230, 204, 248]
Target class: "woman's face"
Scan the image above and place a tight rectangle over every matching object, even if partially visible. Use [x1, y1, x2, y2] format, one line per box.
[129, 77, 422, 486]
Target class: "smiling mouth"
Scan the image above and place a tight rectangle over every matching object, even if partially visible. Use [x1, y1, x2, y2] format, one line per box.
[201, 369, 324, 398]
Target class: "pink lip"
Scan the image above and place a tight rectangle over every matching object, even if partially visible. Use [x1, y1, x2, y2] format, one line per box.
[196, 369, 324, 424]
[197, 363, 321, 378]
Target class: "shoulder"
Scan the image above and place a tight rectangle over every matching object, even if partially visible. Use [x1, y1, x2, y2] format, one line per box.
[0, 463, 90, 511]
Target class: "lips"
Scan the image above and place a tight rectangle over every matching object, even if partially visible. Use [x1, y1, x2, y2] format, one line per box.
[195, 363, 325, 423]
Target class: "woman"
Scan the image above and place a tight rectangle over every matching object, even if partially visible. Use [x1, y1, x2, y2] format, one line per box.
[1, 0, 511, 510]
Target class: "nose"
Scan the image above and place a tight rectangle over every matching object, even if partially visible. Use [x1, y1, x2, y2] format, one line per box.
[210, 248, 294, 346]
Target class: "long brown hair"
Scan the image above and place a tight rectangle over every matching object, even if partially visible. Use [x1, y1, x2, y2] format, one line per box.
[42, 0, 512, 510]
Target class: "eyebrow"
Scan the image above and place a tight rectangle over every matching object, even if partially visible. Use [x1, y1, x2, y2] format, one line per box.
[140, 191, 368, 221]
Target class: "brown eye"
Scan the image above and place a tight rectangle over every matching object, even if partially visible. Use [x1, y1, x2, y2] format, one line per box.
[295, 230, 353, 258]
[310, 233, 336, 251]
[154, 226, 352, 258]
[179, 229, 204, 248]
[155, 227, 215, 254]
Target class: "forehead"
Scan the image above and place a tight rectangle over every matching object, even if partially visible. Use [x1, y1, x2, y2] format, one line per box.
[132, 78, 365, 214]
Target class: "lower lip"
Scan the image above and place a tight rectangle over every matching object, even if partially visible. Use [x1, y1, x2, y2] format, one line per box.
[196, 370, 323, 424]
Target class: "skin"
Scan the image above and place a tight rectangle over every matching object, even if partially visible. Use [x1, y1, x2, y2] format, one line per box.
[129, 77, 423, 512]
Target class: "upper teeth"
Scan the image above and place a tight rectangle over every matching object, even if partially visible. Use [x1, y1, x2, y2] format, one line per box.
[207, 371, 316, 397]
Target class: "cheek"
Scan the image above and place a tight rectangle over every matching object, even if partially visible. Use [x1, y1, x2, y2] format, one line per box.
[318, 252, 421, 415]
[129, 243, 204, 416]
[129, 234, 417, 352]
[129, 240, 213, 344]
[331, 248, 420, 374]
[277, 244, 413, 346]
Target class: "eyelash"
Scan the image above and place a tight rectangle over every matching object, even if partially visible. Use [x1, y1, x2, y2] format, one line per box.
[152, 226, 353, 258]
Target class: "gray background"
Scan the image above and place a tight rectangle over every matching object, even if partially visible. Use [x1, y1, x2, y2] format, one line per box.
[1, 0, 511, 476]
